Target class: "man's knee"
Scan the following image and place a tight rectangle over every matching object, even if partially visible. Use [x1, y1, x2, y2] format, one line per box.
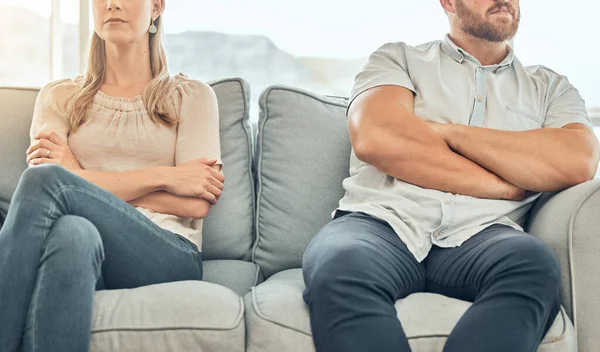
[303, 240, 375, 298]
[503, 235, 561, 291]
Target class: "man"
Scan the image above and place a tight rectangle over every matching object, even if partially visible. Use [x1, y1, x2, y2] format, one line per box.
[302, 0, 600, 351]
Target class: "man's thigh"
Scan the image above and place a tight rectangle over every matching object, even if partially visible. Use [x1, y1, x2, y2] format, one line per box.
[424, 224, 560, 301]
[303, 212, 426, 301]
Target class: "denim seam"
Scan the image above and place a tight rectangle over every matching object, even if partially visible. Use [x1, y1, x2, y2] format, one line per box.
[28, 258, 46, 352]
[530, 292, 561, 351]
[50, 185, 197, 255]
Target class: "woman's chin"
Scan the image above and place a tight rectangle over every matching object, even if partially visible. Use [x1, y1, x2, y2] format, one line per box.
[99, 32, 139, 46]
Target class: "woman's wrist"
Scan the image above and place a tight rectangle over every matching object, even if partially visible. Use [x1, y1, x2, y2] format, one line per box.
[151, 166, 172, 192]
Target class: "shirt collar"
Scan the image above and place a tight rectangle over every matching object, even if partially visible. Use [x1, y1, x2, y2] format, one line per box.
[441, 34, 515, 70]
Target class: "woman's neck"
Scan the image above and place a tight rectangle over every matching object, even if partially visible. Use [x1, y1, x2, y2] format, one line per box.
[103, 38, 153, 94]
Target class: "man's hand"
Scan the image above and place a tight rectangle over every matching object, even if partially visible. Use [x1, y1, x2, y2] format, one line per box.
[26, 130, 82, 170]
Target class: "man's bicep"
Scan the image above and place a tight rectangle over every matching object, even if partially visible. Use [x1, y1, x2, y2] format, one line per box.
[348, 85, 415, 123]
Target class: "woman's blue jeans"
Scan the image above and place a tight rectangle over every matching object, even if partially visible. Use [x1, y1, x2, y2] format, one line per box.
[0, 165, 203, 352]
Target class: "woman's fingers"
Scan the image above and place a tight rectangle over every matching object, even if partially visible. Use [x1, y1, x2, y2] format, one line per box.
[205, 184, 222, 199]
[207, 175, 224, 191]
[27, 138, 56, 155]
[201, 190, 218, 204]
[35, 130, 65, 146]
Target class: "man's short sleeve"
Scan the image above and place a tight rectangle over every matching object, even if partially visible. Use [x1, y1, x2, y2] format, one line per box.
[349, 42, 415, 109]
[540, 69, 592, 129]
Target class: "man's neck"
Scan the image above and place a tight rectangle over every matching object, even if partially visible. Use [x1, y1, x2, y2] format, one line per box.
[448, 31, 509, 66]
[103, 38, 153, 90]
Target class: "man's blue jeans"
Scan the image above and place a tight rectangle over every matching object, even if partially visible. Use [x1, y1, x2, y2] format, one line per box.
[0, 165, 202, 352]
[303, 211, 561, 352]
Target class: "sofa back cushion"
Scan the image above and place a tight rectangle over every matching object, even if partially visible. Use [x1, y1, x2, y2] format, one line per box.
[202, 78, 255, 260]
[253, 86, 351, 278]
[0, 78, 255, 261]
[0, 87, 39, 218]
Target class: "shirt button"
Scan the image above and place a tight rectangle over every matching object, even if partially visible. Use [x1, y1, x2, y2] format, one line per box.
[478, 67, 483, 72]
[433, 231, 439, 237]
[477, 96, 484, 102]
[444, 200, 451, 205]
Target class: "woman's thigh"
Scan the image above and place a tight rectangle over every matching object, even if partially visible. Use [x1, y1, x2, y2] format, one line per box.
[14, 165, 203, 290]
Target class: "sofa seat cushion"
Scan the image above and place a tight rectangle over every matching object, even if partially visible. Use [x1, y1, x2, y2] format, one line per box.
[202, 259, 264, 296]
[245, 269, 576, 352]
[91, 281, 244, 352]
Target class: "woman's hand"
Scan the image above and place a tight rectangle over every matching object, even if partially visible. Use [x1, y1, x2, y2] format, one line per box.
[163, 158, 225, 204]
[26, 130, 82, 170]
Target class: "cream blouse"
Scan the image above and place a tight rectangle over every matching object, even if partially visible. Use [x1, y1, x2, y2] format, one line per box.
[29, 73, 222, 250]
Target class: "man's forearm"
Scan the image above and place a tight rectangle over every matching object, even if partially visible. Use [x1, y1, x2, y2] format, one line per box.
[129, 191, 212, 219]
[358, 123, 521, 200]
[432, 123, 600, 192]
[349, 85, 523, 200]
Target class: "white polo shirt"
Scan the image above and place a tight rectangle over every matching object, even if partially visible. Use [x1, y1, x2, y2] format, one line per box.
[337, 35, 592, 262]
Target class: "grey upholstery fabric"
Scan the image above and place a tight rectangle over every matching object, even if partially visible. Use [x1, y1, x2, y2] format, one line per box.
[202, 260, 264, 296]
[201, 78, 255, 261]
[245, 269, 576, 352]
[0, 87, 39, 216]
[527, 179, 600, 352]
[91, 281, 245, 352]
[253, 86, 351, 278]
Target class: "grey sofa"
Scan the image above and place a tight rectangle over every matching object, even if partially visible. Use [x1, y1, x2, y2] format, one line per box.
[1, 77, 599, 351]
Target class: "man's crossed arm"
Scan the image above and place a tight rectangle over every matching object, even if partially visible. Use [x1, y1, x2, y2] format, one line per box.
[348, 85, 600, 200]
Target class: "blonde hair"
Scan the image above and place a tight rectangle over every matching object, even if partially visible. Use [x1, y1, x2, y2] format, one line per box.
[69, 12, 175, 130]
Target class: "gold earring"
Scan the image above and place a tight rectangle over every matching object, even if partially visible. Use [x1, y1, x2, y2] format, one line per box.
[149, 18, 157, 34]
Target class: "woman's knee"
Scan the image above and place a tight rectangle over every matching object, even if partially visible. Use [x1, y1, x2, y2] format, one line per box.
[21, 164, 67, 184]
[17, 165, 71, 197]
[48, 215, 104, 261]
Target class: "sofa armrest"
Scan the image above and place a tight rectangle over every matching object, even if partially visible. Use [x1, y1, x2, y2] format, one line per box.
[526, 179, 600, 352]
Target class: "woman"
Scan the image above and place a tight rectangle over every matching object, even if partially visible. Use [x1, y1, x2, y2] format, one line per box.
[0, 0, 224, 351]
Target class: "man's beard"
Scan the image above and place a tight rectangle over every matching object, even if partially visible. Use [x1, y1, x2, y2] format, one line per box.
[454, 0, 521, 42]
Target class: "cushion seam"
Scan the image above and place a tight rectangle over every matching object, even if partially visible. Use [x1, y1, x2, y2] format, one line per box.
[539, 308, 568, 345]
[253, 263, 261, 287]
[250, 287, 311, 337]
[263, 86, 348, 108]
[565, 183, 600, 332]
[0, 86, 40, 92]
[251, 88, 271, 273]
[92, 296, 245, 333]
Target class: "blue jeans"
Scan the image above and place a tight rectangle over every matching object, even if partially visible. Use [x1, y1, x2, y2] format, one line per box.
[0, 165, 203, 352]
[303, 212, 561, 352]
